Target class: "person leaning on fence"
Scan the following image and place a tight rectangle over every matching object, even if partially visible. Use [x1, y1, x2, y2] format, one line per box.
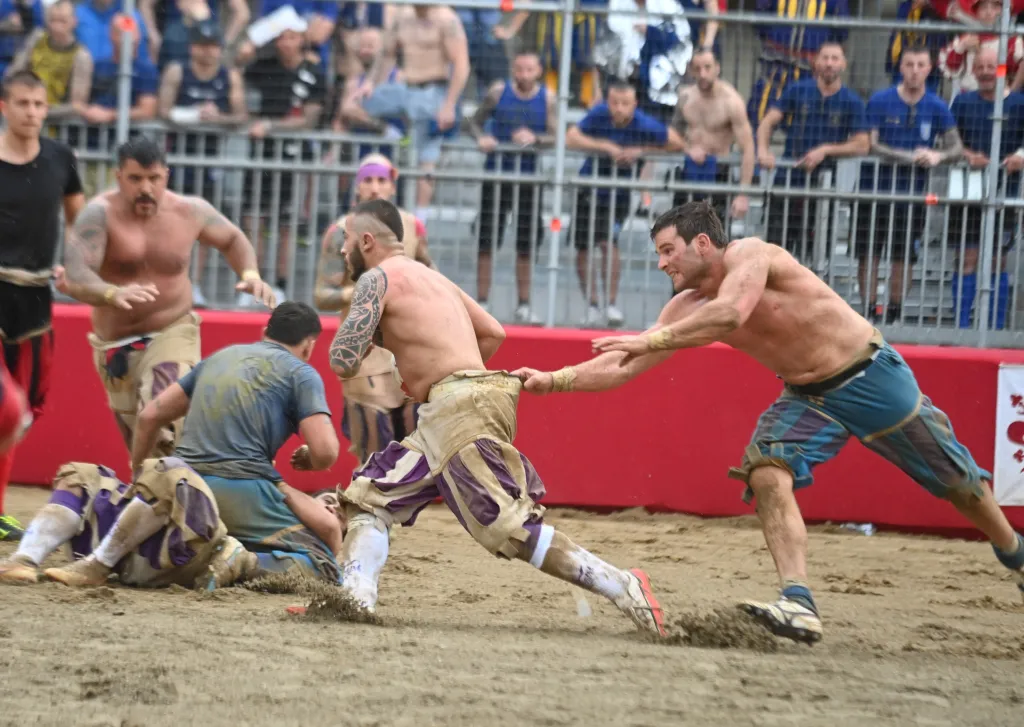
[566, 79, 683, 329]
[756, 41, 869, 263]
[469, 50, 556, 326]
[856, 47, 963, 325]
[948, 46, 1024, 330]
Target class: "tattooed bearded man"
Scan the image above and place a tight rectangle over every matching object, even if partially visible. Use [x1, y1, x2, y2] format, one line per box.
[326, 198, 668, 637]
[59, 137, 276, 462]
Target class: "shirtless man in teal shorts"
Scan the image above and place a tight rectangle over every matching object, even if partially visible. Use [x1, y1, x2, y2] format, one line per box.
[514, 200, 1024, 645]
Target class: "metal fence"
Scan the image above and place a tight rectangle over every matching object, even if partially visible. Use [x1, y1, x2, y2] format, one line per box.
[42, 0, 1024, 347]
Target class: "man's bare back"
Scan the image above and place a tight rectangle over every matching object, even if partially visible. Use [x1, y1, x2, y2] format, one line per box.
[393, 6, 460, 84]
[672, 81, 747, 159]
[333, 255, 494, 401]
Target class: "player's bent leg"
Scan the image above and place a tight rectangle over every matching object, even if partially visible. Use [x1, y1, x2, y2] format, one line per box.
[436, 437, 667, 636]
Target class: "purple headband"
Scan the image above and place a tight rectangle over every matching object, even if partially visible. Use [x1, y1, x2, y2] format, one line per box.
[356, 163, 395, 184]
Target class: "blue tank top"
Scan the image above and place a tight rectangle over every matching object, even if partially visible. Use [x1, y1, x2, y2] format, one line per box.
[486, 82, 547, 173]
[176, 65, 231, 113]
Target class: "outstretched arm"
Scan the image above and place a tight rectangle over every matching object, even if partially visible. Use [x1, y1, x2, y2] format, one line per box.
[513, 292, 703, 394]
[132, 382, 190, 472]
[592, 240, 770, 360]
[190, 198, 276, 308]
[329, 267, 388, 378]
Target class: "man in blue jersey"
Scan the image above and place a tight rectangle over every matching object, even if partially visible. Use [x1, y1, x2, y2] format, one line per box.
[757, 42, 869, 262]
[469, 51, 557, 325]
[566, 80, 682, 327]
[856, 47, 962, 324]
[1, 303, 344, 589]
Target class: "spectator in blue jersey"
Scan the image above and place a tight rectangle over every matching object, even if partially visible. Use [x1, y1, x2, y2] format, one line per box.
[886, 0, 947, 94]
[857, 47, 963, 324]
[74, 15, 158, 128]
[748, 0, 849, 132]
[75, 0, 149, 64]
[141, 0, 250, 67]
[756, 42, 869, 262]
[566, 80, 683, 327]
[0, 0, 43, 78]
[158, 20, 248, 308]
[949, 47, 1024, 330]
[469, 51, 557, 325]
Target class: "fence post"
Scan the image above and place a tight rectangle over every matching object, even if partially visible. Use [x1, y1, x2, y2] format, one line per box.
[978, 1, 1012, 346]
[544, 0, 578, 327]
[115, 0, 137, 146]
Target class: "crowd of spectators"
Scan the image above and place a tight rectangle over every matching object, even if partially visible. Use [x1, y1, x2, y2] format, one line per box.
[2, 0, 1023, 328]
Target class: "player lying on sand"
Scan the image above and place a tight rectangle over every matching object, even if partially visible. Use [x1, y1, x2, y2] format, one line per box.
[0, 303, 344, 589]
[328, 198, 668, 636]
[514, 200, 1024, 645]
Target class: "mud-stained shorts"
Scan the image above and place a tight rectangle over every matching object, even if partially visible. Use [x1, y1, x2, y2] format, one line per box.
[728, 334, 990, 503]
[47, 458, 227, 587]
[339, 371, 547, 559]
[341, 396, 421, 467]
[202, 474, 341, 583]
[89, 313, 201, 455]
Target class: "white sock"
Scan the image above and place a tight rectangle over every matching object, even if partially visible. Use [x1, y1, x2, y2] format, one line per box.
[341, 522, 389, 608]
[565, 547, 630, 604]
[92, 498, 167, 568]
[14, 504, 81, 565]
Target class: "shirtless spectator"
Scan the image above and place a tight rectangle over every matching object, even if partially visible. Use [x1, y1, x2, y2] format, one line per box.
[59, 137, 276, 463]
[567, 80, 682, 327]
[342, 4, 470, 216]
[757, 42, 868, 261]
[5, 0, 92, 121]
[670, 50, 754, 228]
[337, 2, 395, 80]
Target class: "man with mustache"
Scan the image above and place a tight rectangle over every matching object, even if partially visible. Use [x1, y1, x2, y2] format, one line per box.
[326, 198, 668, 637]
[313, 153, 433, 465]
[59, 136, 276, 466]
[513, 200, 1024, 645]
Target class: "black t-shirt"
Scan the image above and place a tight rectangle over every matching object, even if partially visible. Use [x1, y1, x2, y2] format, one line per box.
[0, 137, 82, 341]
[0, 137, 82, 271]
[245, 57, 326, 121]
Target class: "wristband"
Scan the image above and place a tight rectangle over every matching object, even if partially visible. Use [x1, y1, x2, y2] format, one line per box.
[551, 366, 577, 393]
[646, 328, 673, 350]
[241, 269, 261, 282]
[103, 286, 118, 305]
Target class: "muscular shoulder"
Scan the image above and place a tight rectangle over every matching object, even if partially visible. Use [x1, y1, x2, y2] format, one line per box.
[718, 81, 746, 109]
[658, 289, 706, 324]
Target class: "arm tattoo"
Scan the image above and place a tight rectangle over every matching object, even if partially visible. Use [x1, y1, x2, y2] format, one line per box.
[938, 128, 964, 163]
[469, 83, 502, 138]
[329, 268, 388, 377]
[191, 198, 230, 229]
[64, 202, 109, 285]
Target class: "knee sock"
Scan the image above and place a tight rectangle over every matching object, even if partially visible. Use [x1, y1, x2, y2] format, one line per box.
[522, 523, 630, 604]
[92, 497, 167, 568]
[993, 532, 1024, 571]
[781, 578, 819, 614]
[14, 503, 82, 565]
[340, 518, 390, 607]
[0, 448, 14, 514]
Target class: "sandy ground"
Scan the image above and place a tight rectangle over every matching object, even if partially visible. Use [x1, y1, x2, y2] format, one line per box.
[2, 485, 1023, 727]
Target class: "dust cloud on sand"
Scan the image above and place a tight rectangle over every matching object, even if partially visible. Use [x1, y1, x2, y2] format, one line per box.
[2, 486, 1023, 727]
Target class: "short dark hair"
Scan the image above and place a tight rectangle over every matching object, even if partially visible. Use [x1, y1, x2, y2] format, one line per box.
[606, 79, 636, 96]
[2, 70, 45, 99]
[692, 48, 720, 64]
[818, 40, 845, 55]
[899, 47, 933, 65]
[116, 136, 166, 168]
[351, 198, 404, 242]
[265, 302, 323, 346]
[650, 200, 728, 248]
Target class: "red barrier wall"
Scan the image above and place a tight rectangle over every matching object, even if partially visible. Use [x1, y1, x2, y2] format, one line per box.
[13, 304, 1024, 532]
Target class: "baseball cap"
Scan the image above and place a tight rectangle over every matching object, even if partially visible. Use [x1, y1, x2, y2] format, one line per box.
[190, 19, 223, 45]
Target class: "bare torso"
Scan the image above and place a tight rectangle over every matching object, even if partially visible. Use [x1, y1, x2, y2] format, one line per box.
[394, 7, 454, 84]
[375, 255, 486, 401]
[679, 241, 875, 384]
[674, 82, 743, 157]
[91, 190, 204, 340]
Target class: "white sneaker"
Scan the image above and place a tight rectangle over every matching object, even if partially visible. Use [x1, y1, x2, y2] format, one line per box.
[606, 305, 625, 327]
[514, 304, 540, 325]
[614, 568, 667, 637]
[739, 596, 823, 644]
[583, 305, 603, 327]
[192, 286, 208, 308]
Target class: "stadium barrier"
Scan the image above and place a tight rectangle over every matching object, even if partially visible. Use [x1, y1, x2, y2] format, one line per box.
[13, 304, 1024, 533]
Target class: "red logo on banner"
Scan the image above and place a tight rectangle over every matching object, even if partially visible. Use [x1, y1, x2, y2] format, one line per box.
[1006, 416, 1024, 471]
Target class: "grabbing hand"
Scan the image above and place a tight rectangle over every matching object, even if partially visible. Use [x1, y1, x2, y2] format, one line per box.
[52, 265, 69, 294]
[107, 283, 160, 310]
[511, 367, 554, 395]
[591, 333, 653, 365]
[235, 277, 277, 308]
[290, 444, 314, 471]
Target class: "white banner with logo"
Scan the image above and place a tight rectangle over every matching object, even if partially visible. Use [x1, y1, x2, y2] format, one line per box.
[994, 364, 1024, 506]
